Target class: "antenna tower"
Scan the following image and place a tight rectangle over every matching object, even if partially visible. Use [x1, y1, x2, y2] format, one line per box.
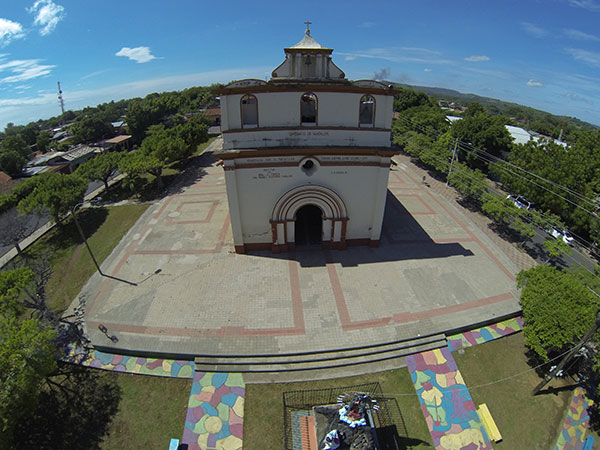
[57, 81, 65, 116]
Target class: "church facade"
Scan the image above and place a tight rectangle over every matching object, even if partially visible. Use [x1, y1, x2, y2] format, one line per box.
[217, 26, 396, 253]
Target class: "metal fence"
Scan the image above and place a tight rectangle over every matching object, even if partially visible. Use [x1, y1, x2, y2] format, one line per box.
[282, 383, 407, 450]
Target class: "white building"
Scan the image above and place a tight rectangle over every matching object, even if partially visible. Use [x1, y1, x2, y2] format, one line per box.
[217, 25, 396, 253]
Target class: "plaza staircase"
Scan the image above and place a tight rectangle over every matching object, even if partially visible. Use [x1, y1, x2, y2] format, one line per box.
[194, 332, 447, 382]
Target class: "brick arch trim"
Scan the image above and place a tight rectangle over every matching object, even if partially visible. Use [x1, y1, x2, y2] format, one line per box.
[272, 184, 348, 222]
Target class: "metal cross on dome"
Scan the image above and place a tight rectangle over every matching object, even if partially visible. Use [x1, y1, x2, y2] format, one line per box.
[304, 20, 312, 35]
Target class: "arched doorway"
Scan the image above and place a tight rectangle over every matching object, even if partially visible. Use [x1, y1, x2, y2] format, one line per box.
[295, 205, 322, 246]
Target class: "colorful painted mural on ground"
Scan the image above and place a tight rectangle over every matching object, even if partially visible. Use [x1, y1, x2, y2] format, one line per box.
[62, 346, 194, 378]
[407, 347, 492, 450]
[555, 386, 594, 450]
[182, 371, 245, 450]
[446, 317, 524, 352]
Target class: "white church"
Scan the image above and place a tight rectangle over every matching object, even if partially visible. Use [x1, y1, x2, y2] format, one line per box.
[217, 24, 396, 253]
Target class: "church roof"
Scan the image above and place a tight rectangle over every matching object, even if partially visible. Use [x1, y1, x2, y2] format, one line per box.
[289, 32, 330, 50]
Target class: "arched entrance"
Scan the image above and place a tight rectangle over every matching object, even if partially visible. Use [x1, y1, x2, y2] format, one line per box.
[295, 205, 323, 246]
[271, 184, 348, 252]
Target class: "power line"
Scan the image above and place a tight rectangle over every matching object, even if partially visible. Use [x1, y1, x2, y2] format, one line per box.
[393, 114, 600, 218]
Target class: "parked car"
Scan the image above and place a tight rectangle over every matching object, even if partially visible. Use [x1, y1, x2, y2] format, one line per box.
[547, 227, 575, 246]
[506, 195, 533, 210]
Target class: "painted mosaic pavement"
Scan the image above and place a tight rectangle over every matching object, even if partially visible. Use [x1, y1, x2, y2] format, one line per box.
[555, 387, 594, 450]
[182, 371, 245, 450]
[62, 346, 194, 378]
[407, 348, 492, 450]
[447, 317, 524, 352]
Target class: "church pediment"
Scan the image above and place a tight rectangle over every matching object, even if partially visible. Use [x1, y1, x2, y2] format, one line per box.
[271, 26, 346, 82]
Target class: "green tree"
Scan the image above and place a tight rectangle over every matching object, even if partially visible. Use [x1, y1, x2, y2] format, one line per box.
[18, 173, 87, 224]
[0, 268, 33, 317]
[451, 113, 512, 161]
[0, 151, 26, 176]
[1, 135, 30, 158]
[76, 152, 123, 191]
[543, 238, 572, 262]
[71, 116, 113, 143]
[517, 266, 600, 363]
[119, 151, 165, 191]
[393, 87, 432, 111]
[447, 162, 488, 201]
[35, 131, 52, 153]
[0, 317, 57, 448]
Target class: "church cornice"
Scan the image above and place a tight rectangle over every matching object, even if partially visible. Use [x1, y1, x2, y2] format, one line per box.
[216, 146, 399, 160]
[222, 125, 391, 134]
[217, 83, 395, 96]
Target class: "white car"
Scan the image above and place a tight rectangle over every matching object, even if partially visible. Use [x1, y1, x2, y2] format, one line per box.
[548, 227, 574, 246]
[506, 194, 532, 211]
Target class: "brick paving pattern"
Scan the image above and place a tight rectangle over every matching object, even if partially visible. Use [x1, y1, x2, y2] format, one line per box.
[80, 139, 523, 378]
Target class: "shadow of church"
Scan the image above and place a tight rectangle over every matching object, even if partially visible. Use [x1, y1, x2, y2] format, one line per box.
[249, 189, 474, 267]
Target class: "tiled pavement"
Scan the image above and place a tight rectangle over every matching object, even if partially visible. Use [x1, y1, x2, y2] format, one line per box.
[407, 347, 492, 450]
[446, 316, 524, 352]
[63, 345, 194, 378]
[555, 387, 594, 450]
[62, 346, 246, 450]
[80, 139, 522, 372]
[182, 372, 245, 450]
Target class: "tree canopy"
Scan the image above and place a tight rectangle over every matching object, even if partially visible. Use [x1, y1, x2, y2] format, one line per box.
[517, 266, 600, 363]
[76, 151, 123, 191]
[18, 173, 87, 224]
[0, 317, 57, 447]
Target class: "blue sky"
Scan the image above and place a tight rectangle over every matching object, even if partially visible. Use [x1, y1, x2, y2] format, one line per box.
[1, 0, 600, 128]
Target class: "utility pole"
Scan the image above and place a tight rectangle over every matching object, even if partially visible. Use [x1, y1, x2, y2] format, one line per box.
[532, 308, 600, 395]
[57, 81, 65, 122]
[446, 138, 458, 186]
[71, 204, 103, 276]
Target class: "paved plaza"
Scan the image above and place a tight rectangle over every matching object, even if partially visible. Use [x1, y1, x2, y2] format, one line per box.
[81, 140, 522, 365]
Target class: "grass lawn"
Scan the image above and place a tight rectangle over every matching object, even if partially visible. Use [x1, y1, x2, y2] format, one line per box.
[244, 369, 432, 450]
[25, 203, 149, 314]
[453, 332, 575, 450]
[99, 372, 192, 450]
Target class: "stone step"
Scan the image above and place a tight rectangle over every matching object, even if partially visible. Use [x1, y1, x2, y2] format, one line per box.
[194, 333, 447, 375]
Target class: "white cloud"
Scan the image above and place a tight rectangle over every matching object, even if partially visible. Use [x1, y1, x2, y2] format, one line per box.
[116, 46, 157, 63]
[424, 68, 432, 72]
[526, 79, 543, 87]
[563, 28, 599, 41]
[338, 47, 451, 65]
[566, 0, 600, 11]
[358, 22, 376, 28]
[521, 22, 548, 38]
[566, 92, 593, 104]
[344, 55, 357, 61]
[0, 18, 25, 47]
[464, 55, 490, 62]
[28, 0, 65, 36]
[0, 59, 55, 83]
[566, 48, 600, 66]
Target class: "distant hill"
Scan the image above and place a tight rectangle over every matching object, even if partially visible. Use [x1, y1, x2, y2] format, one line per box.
[389, 82, 598, 131]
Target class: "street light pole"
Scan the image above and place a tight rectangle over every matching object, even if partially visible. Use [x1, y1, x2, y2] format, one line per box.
[71, 203, 103, 276]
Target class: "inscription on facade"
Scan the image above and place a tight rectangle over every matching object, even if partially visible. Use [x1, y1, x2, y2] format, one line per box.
[288, 131, 330, 137]
[251, 168, 293, 180]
